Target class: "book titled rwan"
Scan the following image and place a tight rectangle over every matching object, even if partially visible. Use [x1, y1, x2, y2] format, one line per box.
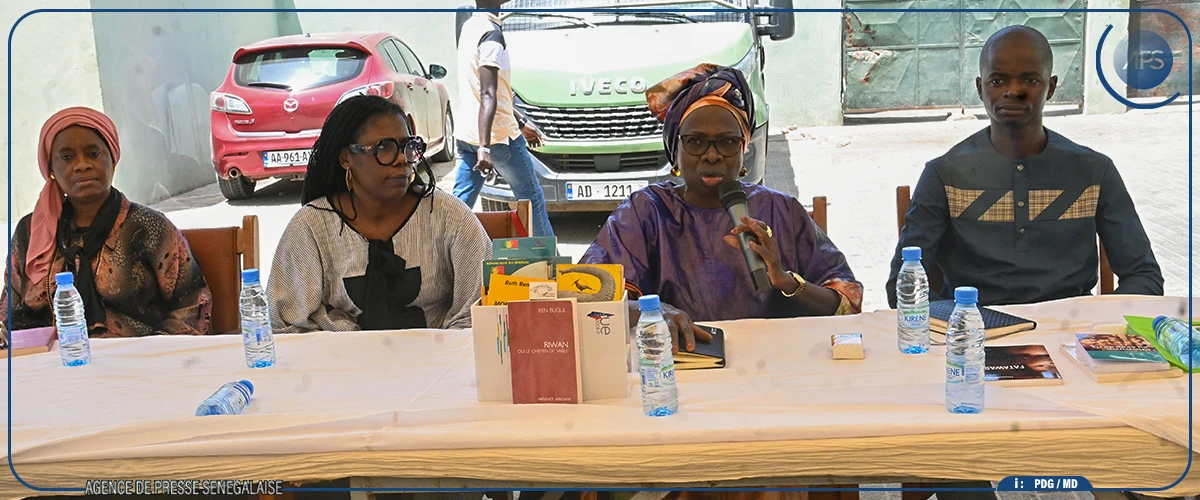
[507, 299, 584, 404]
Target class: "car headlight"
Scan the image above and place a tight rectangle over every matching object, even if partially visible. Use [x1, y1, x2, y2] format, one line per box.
[732, 46, 758, 80]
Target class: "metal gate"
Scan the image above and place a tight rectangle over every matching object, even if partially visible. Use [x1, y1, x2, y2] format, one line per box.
[843, 1, 1087, 112]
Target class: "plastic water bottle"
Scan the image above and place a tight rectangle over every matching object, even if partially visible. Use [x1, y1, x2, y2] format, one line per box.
[1152, 316, 1200, 368]
[896, 246, 930, 354]
[195, 380, 254, 416]
[239, 269, 275, 368]
[636, 295, 678, 417]
[945, 286, 985, 414]
[52, 272, 91, 367]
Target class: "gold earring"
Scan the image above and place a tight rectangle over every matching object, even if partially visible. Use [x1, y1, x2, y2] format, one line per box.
[49, 174, 55, 180]
[344, 168, 353, 191]
[670, 165, 681, 177]
[740, 166, 748, 177]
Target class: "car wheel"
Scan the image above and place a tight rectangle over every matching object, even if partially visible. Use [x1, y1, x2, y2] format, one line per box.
[218, 174, 257, 201]
[481, 198, 510, 212]
[430, 109, 455, 163]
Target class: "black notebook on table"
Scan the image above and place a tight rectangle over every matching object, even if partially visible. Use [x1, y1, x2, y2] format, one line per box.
[675, 325, 726, 370]
[929, 299, 1036, 343]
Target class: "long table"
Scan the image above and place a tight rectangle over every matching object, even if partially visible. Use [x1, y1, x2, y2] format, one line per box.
[2, 295, 1197, 499]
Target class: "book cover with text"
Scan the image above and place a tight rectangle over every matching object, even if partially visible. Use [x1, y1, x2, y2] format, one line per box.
[507, 299, 583, 404]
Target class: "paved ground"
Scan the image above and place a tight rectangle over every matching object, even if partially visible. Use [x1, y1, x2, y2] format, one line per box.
[153, 103, 1196, 314]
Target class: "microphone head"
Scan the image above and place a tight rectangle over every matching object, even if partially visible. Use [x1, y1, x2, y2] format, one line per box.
[718, 180, 747, 208]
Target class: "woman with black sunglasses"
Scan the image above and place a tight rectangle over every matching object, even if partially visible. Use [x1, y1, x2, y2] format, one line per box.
[268, 95, 490, 332]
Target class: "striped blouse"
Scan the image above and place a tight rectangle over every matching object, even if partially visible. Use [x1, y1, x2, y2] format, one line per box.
[268, 189, 490, 333]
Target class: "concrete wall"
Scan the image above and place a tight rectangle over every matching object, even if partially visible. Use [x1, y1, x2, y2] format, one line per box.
[3, 0, 281, 223]
[1083, 0, 1130, 114]
[89, 0, 282, 205]
[3, 1, 106, 225]
[763, 3, 845, 128]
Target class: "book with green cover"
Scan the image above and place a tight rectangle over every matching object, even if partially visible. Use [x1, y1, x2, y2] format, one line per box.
[492, 237, 557, 259]
[1075, 333, 1166, 363]
[1123, 315, 1199, 373]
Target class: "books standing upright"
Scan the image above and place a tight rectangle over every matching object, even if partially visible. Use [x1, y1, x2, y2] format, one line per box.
[506, 298, 584, 404]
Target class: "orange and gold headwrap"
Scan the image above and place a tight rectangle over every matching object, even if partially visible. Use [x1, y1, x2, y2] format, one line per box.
[645, 63, 754, 164]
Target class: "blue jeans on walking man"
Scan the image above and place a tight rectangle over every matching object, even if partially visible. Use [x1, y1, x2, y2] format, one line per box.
[452, 135, 554, 237]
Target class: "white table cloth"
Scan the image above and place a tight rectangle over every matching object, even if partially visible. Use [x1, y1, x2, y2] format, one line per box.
[2, 295, 1196, 498]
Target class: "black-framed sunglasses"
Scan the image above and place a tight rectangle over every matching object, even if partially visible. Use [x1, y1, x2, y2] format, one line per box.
[348, 136, 426, 166]
[680, 135, 744, 157]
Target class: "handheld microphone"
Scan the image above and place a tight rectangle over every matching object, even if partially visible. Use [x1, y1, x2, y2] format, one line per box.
[719, 180, 772, 293]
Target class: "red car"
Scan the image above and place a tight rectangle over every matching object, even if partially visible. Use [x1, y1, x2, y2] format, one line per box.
[210, 32, 454, 200]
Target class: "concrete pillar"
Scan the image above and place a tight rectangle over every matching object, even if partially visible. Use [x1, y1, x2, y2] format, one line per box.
[1083, 0, 1130, 115]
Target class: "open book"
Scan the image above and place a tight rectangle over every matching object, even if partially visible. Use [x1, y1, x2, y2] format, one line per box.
[675, 325, 725, 370]
[929, 300, 1036, 344]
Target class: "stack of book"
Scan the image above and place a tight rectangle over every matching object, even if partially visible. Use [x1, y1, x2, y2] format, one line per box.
[482, 236, 568, 306]
[1060, 333, 1183, 382]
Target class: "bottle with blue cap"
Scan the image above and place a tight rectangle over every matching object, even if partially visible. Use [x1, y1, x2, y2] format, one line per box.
[896, 246, 930, 354]
[1151, 315, 1200, 368]
[945, 286, 985, 414]
[196, 380, 255, 416]
[52, 271, 91, 366]
[239, 269, 275, 368]
[636, 294, 678, 416]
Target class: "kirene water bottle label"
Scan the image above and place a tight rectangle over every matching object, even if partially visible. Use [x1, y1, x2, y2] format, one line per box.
[946, 358, 965, 381]
[964, 362, 983, 384]
[242, 324, 267, 344]
[640, 365, 661, 389]
[660, 363, 676, 381]
[899, 305, 929, 329]
[58, 324, 87, 343]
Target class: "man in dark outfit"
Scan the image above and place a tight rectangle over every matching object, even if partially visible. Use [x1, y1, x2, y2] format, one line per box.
[887, 25, 1163, 309]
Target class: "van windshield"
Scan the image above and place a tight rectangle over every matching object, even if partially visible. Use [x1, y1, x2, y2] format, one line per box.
[234, 46, 368, 91]
[503, 0, 749, 31]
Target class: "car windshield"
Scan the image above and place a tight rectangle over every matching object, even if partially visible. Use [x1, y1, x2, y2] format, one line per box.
[234, 46, 368, 91]
[503, 0, 749, 31]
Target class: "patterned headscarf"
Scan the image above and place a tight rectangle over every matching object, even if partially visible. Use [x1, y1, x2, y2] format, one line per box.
[27, 107, 122, 286]
[646, 63, 754, 165]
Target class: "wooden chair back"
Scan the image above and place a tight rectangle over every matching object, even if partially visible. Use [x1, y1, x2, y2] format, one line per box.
[476, 199, 533, 240]
[181, 215, 260, 335]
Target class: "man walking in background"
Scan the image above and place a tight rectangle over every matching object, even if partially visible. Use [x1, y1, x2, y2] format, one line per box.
[452, 0, 555, 237]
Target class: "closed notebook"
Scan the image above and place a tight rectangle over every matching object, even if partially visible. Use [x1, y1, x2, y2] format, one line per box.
[929, 300, 1036, 342]
[2, 326, 58, 357]
[674, 325, 726, 370]
[983, 344, 1063, 386]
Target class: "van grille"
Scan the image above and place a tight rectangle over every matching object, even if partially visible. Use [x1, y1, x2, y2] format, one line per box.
[515, 102, 663, 140]
[535, 151, 667, 172]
